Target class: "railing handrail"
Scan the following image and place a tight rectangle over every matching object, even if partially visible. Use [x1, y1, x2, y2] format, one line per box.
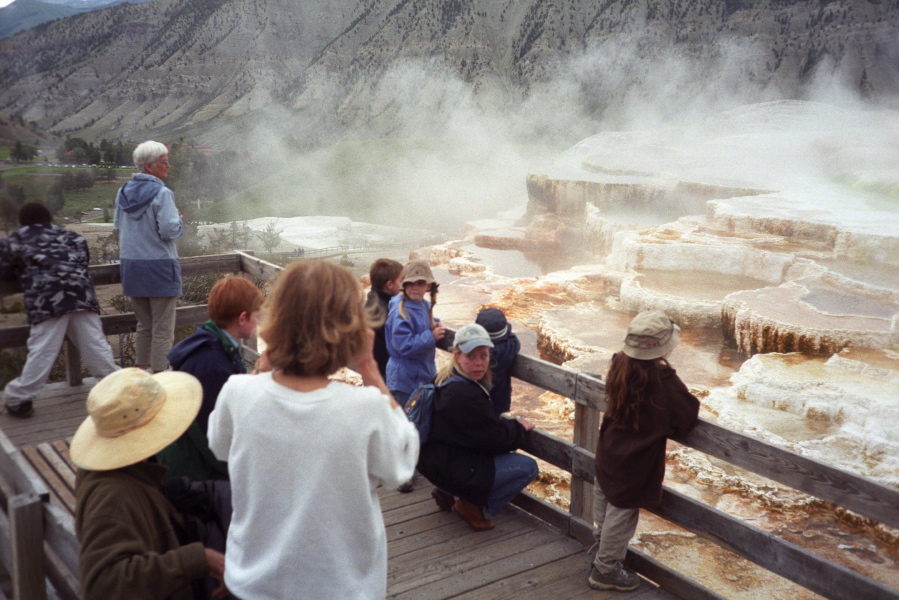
[1, 251, 896, 600]
[505, 352, 899, 531]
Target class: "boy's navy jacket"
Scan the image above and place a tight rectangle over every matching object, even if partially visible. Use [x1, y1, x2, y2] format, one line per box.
[167, 324, 243, 433]
[487, 332, 520, 416]
[159, 323, 244, 481]
[365, 286, 393, 378]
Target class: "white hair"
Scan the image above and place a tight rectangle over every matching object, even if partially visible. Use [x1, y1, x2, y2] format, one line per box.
[132, 141, 168, 172]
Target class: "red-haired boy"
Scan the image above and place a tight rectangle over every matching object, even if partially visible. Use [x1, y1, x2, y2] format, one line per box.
[158, 276, 264, 480]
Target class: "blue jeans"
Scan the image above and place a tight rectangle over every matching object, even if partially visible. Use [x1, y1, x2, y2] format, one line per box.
[485, 453, 538, 516]
[391, 390, 411, 408]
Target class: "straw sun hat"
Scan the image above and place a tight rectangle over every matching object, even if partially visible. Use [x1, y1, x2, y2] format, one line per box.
[621, 310, 681, 360]
[70, 368, 202, 471]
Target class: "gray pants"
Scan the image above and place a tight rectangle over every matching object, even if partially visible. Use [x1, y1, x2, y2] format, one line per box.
[3, 311, 119, 407]
[131, 296, 177, 372]
[591, 482, 640, 573]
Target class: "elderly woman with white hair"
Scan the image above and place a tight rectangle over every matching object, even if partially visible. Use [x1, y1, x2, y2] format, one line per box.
[417, 323, 538, 531]
[114, 140, 183, 373]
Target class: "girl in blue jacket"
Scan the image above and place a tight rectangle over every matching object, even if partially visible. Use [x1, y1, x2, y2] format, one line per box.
[384, 259, 445, 407]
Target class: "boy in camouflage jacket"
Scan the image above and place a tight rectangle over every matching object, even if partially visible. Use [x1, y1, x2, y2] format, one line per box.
[0, 202, 119, 417]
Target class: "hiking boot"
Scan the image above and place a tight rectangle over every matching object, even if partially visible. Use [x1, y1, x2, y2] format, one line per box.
[587, 563, 640, 591]
[431, 487, 455, 511]
[452, 498, 495, 531]
[4, 401, 34, 419]
[397, 479, 415, 493]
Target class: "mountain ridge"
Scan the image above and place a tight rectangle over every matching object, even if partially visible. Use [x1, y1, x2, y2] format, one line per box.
[1, 0, 897, 144]
[0, 0, 154, 40]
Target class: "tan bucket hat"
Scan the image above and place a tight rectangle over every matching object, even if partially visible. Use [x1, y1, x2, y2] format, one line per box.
[621, 310, 680, 360]
[70, 368, 202, 471]
[402, 259, 435, 285]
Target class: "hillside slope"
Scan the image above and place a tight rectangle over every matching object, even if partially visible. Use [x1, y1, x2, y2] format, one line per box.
[0, 0, 897, 141]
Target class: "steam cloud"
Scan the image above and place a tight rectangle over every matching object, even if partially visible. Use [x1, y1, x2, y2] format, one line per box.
[200, 34, 898, 234]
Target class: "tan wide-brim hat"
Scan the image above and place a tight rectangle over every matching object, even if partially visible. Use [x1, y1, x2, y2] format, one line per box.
[70, 368, 202, 471]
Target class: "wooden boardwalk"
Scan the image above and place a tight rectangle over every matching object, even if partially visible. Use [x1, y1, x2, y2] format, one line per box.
[6, 380, 678, 600]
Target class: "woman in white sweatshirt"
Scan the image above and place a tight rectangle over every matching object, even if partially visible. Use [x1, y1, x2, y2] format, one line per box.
[208, 260, 419, 600]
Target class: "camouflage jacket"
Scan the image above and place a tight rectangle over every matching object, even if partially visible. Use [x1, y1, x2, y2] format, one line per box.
[0, 224, 99, 325]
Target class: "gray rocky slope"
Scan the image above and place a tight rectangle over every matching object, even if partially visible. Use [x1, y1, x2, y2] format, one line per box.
[0, 0, 897, 141]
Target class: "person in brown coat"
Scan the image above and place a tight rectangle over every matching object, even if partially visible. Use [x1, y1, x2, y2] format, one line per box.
[72, 368, 228, 600]
[589, 310, 700, 592]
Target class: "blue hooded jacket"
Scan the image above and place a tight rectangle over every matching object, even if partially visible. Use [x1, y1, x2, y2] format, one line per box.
[384, 293, 437, 396]
[114, 173, 183, 297]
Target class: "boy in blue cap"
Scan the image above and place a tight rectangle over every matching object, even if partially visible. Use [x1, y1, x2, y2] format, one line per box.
[475, 307, 520, 417]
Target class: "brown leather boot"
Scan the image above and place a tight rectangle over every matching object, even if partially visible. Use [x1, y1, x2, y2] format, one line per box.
[431, 487, 455, 512]
[452, 498, 495, 531]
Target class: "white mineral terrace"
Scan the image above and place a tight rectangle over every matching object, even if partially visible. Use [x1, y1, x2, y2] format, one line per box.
[430, 100, 899, 598]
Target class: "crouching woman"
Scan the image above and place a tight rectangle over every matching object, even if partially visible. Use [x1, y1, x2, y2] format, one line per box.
[417, 323, 538, 531]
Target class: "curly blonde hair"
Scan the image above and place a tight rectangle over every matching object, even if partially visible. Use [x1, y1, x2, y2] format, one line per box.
[260, 261, 373, 377]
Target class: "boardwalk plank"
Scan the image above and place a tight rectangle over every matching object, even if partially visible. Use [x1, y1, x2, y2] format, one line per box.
[387, 517, 551, 588]
[450, 554, 591, 600]
[387, 516, 463, 558]
[20, 445, 74, 515]
[37, 442, 76, 494]
[526, 571, 656, 600]
[390, 536, 584, 599]
[3, 380, 699, 600]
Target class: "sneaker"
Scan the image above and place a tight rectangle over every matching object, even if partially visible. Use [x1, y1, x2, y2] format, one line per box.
[587, 563, 639, 591]
[4, 401, 34, 418]
[397, 479, 415, 493]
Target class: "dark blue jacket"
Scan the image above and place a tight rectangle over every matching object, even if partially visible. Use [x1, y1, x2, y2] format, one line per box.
[167, 324, 244, 433]
[487, 333, 520, 416]
[365, 287, 393, 378]
[158, 324, 244, 481]
[475, 308, 521, 416]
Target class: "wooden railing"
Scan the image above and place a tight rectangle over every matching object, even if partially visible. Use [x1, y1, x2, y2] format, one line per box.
[504, 352, 899, 600]
[0, 251, 897, 600]
[0, 252, 279, 385]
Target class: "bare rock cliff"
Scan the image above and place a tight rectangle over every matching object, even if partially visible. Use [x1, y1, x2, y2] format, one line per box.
[0, 0, 896, 140]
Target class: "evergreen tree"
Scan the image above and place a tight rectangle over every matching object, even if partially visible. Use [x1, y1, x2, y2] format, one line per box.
[47, 182, 65, 215]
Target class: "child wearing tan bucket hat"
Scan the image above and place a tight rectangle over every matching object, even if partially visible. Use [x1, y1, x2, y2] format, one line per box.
[587, 310, 699, 592]
[71, 368, 227, 600]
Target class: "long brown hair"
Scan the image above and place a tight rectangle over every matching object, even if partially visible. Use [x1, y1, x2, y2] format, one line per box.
[603, 352, 668, 432]
[260, 261, 372, 377]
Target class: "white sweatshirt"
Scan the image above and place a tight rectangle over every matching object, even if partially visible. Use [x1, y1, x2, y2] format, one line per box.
[208, 372, 419, 600]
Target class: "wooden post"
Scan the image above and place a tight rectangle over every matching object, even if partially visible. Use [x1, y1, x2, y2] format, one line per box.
[62, 338, 82, 386]
[569, 372, 600, 522]
[9, 492, 47, 600]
